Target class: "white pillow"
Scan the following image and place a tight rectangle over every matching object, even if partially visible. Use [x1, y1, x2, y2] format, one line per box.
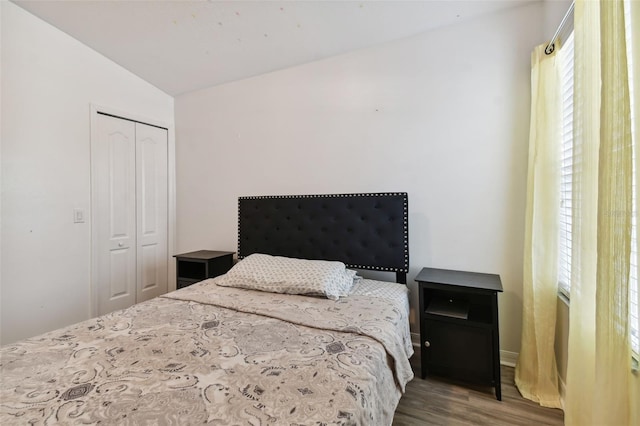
[214, 253, 357, 300]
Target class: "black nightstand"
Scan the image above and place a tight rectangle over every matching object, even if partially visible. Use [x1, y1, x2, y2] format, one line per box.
[416, 267, 503, 400]
[174, 250, 235, 289]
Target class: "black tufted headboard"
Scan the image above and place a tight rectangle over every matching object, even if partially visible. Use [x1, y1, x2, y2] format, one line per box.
[237, 193, 409, 284]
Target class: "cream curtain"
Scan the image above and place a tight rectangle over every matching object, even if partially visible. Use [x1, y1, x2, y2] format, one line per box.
[564, 1, 638, 425]
[514, 44, 563, 409]
[632, 0, 640, 420]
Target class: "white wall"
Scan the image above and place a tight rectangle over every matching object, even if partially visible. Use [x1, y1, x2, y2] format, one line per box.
[543, 0, 573, 36]
[176, 2, 545, 354]
[0, 2, 174, 345]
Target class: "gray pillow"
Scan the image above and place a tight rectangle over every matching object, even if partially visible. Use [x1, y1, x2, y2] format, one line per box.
[214, 253, 357, 300]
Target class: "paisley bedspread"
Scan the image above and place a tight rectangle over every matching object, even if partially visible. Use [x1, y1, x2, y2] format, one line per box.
[0, 279, 413, 425]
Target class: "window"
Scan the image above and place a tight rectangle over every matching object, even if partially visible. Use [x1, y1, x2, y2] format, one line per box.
[558, 32, 574, 300]
[556, 5, 639, 357]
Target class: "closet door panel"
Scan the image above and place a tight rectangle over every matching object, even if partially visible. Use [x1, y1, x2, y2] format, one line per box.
[96, 114, 137, 315]
[135, 123, 168, 302]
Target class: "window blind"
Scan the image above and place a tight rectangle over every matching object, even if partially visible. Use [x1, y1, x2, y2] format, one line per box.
[558, 32, 575, 299]
[624, 0, 639, 356]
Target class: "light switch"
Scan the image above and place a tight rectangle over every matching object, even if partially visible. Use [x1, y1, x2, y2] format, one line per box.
[74, 208, 85, 223]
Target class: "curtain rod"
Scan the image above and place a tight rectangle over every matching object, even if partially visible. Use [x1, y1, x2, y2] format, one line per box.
[545, 1, 575, 55]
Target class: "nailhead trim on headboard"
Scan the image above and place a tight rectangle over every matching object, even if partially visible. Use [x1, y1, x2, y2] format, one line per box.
[237, 192, 409, 273]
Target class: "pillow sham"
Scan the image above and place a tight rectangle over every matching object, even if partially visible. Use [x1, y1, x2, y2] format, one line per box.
[214, 253, 357, 300]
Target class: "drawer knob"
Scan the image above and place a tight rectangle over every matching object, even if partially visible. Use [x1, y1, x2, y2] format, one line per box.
[424, 341, 431, 348]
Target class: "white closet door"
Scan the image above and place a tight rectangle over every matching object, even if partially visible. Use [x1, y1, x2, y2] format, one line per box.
[96, 114, 137, 315]
[135, 123, 168, 302]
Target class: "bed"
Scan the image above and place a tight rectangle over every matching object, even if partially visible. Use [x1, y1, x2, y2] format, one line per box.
[1, 192, 412, 425]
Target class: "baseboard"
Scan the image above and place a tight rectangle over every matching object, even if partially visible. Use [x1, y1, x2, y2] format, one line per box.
[500, 350, 518, 367]
[411, 332, 519, 367]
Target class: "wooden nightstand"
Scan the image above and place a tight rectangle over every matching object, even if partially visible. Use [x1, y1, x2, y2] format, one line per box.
[415, 267, 503, 400]
[174, 250, 235, 289]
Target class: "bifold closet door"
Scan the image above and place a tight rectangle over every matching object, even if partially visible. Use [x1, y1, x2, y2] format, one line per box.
[135, 122, 168, 304]
[95, 114, 168, 316]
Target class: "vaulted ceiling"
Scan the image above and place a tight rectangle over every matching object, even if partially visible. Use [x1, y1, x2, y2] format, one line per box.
[14, 0, 535, 96]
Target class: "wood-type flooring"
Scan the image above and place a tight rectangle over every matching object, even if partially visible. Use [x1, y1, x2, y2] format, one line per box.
[393, 354, 564, 425]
